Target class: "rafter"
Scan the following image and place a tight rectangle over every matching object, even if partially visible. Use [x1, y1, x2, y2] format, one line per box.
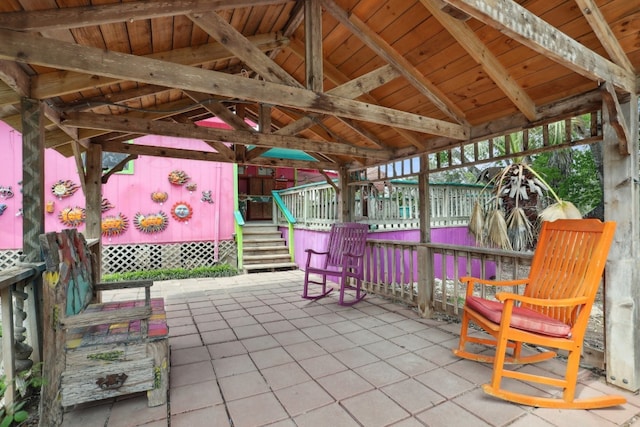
[574, 0, 635, 73]
[322, 0, 469, 126]
[442, 0, 637, 94]
[421, 0, 537, 121]
[0, 60, 29, 98]
[601, 81, 633, 155]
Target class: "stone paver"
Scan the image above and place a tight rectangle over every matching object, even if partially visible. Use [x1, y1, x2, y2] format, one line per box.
[58, 271, 640, 427]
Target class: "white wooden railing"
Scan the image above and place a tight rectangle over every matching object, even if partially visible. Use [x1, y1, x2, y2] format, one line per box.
[362, 239, 534, 317]
[274, 181, 490, 230]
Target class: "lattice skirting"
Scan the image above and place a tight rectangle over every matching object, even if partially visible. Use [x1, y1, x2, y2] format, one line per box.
[0, 250, 22, 269]
[1, 241, 237, 272]
[101, 240, 237, 274]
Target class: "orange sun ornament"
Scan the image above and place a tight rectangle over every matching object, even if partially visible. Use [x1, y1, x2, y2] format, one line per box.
[171, 202, 193, 223]
[133, 211, 169, 233]
[58, 206, 86, 227]
[101, 213, 129, 237]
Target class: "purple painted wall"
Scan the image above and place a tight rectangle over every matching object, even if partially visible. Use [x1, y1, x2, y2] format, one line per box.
[0, 121, 235, 249]
[287, 226, 496, 282]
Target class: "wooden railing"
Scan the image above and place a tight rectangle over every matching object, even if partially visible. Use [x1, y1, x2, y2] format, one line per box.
[0, 263, 44, 410]
[274, 181, 490, 230]
[362, 239, 534, 317]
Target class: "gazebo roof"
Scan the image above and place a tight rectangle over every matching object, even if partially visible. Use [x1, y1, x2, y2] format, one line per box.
[0, 0, 637, 171]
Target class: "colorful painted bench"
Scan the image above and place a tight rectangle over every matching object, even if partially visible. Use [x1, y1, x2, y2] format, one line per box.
[39, 229, 169, 426]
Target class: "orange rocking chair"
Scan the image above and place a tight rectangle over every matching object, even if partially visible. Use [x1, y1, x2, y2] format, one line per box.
[302, 222, 368, 306]
[454, 219, 626, 409]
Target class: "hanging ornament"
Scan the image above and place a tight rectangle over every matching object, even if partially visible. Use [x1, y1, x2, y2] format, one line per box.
[133, 211, 169, 233]
[151, 191, 169, 204]
[101, 198, 115, 212]
[58, 206, 86, 227]
[51, 180, 80, 199]
[168, 170, 190, 185]
[0, 186, 14, 199]
[171, 202, 193, 223]
[0, 204, 6, 216]
[201, 190, 214, 204]
[101, 213, 129, 237]
[186, 182, 197, 193]
[46, 200, 55, 214]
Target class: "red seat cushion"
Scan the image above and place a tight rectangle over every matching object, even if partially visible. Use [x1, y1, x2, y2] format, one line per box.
[465, 295, 572, 338]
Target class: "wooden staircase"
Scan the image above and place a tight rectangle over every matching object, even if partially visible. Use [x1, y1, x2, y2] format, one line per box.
[242, 222, 298, 274]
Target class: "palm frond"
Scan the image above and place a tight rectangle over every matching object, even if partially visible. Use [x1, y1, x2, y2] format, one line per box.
[506, 207, 534, 251]
[468, 201, 485, 244]
[539, 201, 582, 222]
[486, 209, 512, 250]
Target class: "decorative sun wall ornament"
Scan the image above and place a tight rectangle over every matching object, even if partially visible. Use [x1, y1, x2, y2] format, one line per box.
[168, 170, 190, 185]
[201, 190, 214, 204]
[51, 180, 80, 199]
[46, 200, 55, 214]
[58, 206, 86, 227]
[151, 191, 168, 204]
[186, 182, 197, 193]
[101, 198, 114, 212]
[171, 202, 193, 223]
[101, 213, 129, 237]
[133, 211, 169, 233]
[0, 185, 14, 199]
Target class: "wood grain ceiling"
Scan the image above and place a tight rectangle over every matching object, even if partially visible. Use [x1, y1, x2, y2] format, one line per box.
[0, 0, 637, 172]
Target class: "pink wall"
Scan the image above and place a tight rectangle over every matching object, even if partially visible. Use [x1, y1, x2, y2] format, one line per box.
[0, 121, 235, 249]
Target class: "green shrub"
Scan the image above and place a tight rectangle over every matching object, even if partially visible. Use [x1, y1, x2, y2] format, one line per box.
[101, 263, 238, 282]
[0, 365, 44, 427]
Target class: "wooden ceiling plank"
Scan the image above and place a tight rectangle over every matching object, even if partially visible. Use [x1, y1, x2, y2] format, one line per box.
[574, 0, 635, 73]
[0, 28, 467, 139]
[442, 0, 637, 94]
[321, 0, 469, 126]
[31, 32, 289, 99]
[0, 0, 293, 32]
[98, 139, 230, 163]
[61, 112, 394, 160]
[421, 0, 537, 121]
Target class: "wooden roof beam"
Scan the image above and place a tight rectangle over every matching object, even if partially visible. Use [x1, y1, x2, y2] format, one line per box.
[0, 60, 29, 98]
[442, 0, 637, 94]
[421, 0, 537, 121]
[601, 81, 633, 155]
[0, 0, 293, 32]
[0, 28, 467, 139]
[322, 0, 469, 126]
[61, 112, 395, 161]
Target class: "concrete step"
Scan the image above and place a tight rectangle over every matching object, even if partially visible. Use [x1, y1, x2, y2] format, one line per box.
[243, 245, 289, 255]
[243, 262, 298, 273]
[243, 253, 292, 264]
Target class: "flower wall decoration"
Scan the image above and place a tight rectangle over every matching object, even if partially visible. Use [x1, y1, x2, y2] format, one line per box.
[0, 186, 14, 199]
[201, 190, 214, 204]
[151, 191, 168, 204]
[59, 206, 86, 227]
[171, 202, 193, 223]
[168, 170, 190, 185]
[102, 213, 129, 237]
[51, 180, 80, 199]
[134, 211, 169, 233]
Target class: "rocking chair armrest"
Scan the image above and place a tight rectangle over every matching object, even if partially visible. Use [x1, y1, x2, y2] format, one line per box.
[305, 248, 329, 256]
[495, 292, 590, 308]
[460, 276, 529, 297]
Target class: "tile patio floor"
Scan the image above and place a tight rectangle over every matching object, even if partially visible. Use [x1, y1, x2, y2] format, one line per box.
[61, 270, 640, 427]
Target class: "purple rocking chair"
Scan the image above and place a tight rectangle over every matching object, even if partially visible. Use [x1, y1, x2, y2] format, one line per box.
[302, 222, 369, 306]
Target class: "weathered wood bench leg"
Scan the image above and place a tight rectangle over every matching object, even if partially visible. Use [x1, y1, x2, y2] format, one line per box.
[147, 339, 169, 407]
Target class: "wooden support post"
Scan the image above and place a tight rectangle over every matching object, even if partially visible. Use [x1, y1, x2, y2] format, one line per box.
[84, 143, 103, 281]
[603, 94, 640, 392]
[305, 0, 323, 92]
[338, 167, 349, 222]
[418, 154, 432, 317]
[20, 98, 44, 263]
